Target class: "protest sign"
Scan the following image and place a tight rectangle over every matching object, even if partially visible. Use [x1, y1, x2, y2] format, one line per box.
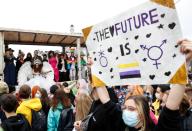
[83, 0, 187, 87]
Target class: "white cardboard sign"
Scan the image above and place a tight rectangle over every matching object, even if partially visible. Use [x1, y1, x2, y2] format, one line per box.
[83, 0, 187, 86]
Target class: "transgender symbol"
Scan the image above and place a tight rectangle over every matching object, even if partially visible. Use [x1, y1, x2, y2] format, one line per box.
[98, 48, 108, 67]
[140, 39, 167, 69]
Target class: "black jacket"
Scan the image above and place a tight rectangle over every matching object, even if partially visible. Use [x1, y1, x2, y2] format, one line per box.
[88, 100, 181, 131]
[16, 58, 23, 75]
[87, 100, 125, 131]
[2, 114, 31, 131]
[0, 95, 7, 122]
[24, 57, 32, 62]
[57, 108, 74, 131]
[58, 58, 68, 71]
[41, 100, 50, 117]
[107, 87, 118, 103]
[180, 108, 192, 131]
[128, 106, 181, 131]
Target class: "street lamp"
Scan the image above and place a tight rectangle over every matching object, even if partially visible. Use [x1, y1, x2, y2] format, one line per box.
[70, 24, 74, 34]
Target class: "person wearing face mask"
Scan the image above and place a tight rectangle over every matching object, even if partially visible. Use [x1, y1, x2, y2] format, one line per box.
[94, 82, 185, 131]
[114, 85, 129, 106]
[32, 86, 42, 98]
[130, 85, 157, 126]
[32, 86, 51, 116]
[74, 87, 125, 131]
[143, 85, 154, 104]
[74, 39, 191, 131]
[152, 84, 170, 118]
[16, 85, 42, 126]
[122, 95, 154, 130]
[81, 82, 184, 131]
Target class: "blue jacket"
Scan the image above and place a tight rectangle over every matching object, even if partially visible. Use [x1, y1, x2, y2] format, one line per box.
[47, 103, 63, 131]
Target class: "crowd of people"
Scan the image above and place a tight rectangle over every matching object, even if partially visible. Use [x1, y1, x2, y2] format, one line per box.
[3, 48, 87, 89]
[0, 39, 191, 131]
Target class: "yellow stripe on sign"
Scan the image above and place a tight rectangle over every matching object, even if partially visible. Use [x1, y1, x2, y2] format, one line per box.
[117, 62, 139, 69]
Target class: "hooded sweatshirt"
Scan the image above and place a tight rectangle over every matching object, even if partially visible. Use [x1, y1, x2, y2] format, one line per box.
[2, 114, 31, 131]
[16, 98, 42, 125]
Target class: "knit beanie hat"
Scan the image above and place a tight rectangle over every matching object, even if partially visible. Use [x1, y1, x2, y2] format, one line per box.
[0, 81, 9, 94]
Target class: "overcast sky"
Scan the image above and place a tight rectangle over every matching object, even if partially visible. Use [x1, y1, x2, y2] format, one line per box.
[1, 0, 191, 55]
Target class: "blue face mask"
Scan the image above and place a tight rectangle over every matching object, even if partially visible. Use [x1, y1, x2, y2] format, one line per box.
[122, 110, 140, 127]
[144, 93, 153, 101]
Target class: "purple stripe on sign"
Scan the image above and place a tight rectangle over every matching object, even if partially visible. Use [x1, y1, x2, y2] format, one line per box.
[120, 70, 140, 76]
[120, 74, 141, 79]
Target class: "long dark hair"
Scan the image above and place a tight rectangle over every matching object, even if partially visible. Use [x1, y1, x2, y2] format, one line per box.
[51, 88, 71, 110]
[24, 52, 32, 62]
[40, 88, 50, 105]
[48, 51, 55, 59]
[27, 53, 32, 58]
[127, 95, 154, 131]
[31, 56, 43, 73]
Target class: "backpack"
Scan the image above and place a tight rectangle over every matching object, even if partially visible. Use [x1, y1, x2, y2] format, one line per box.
[80, 105, 102, 131]
[2, 114, 31, 131]
[57, 108, 75, 131]
[31, 109, 47, 131]
[80, 113, 93, 131]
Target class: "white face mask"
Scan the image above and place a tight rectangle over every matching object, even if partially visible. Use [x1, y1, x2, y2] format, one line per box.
[155, 93, 161, 100]
[35, 93, 41, 98]
[122, 110, 140, 127]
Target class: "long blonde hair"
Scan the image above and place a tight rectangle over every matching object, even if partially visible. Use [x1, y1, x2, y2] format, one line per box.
[127, 96, 153, 131]
[75, 93, 93, 121]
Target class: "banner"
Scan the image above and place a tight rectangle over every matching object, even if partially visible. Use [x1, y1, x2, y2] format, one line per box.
[83, 0, 187, 87]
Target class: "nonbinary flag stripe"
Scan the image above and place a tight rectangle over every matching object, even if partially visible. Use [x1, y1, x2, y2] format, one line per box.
[117, 62, 139, 69]
[119, 70, 141, 79]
